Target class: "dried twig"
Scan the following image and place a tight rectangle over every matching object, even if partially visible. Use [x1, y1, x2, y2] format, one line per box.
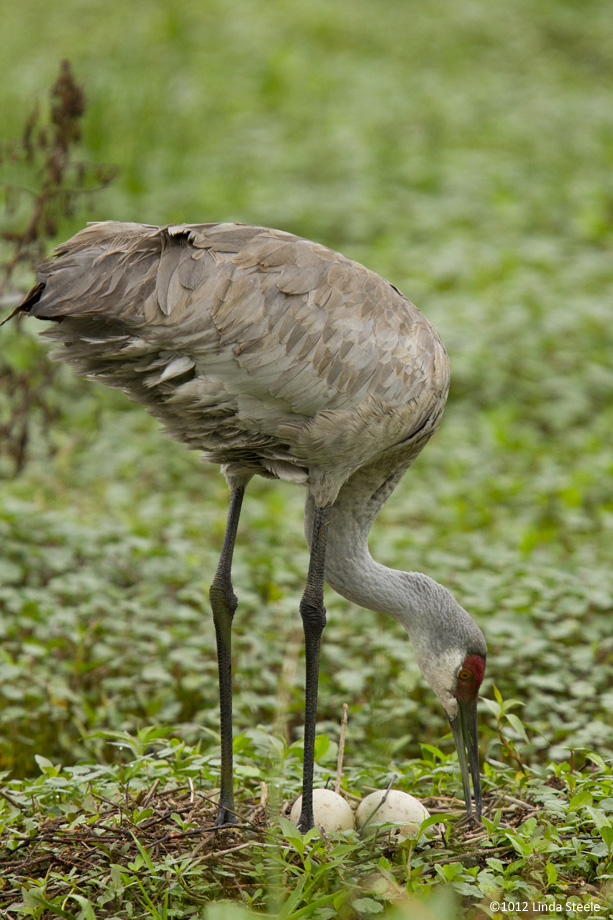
[335, 703, 349, 794]
[1, 60, 115, 289]
[0, 60, 116, 474]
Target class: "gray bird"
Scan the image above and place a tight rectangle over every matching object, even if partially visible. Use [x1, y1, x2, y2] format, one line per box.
[5, 221, 487, 831]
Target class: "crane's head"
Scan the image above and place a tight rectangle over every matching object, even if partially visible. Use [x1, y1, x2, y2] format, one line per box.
[420, 645, 486, 820]
[404, 580, 487, 820]
[447, 650, 486, 820]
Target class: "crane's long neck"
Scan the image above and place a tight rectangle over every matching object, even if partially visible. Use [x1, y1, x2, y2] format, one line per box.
[304, 467, 486, 713]
[304, 467, 446, 632]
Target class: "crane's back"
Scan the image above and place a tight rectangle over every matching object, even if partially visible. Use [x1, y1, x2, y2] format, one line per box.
[14, 222, 450, 503]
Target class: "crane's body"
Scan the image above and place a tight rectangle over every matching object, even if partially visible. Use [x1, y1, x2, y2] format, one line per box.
[19, 222, 448, 503]
[7, 221, 486, 830]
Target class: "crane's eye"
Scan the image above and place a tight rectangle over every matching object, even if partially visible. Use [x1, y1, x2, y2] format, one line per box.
[458, 669, 472, 681]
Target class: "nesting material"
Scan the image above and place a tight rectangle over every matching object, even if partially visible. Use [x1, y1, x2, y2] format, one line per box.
[290, 789, 355, 833]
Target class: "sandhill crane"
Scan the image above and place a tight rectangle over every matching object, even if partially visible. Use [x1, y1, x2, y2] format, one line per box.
[5, 221, 487, 831]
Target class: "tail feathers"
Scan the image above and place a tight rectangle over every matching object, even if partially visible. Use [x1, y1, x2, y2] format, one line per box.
[0, 281, 46, 326]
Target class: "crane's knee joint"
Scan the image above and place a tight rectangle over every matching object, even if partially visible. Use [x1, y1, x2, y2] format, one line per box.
[299, 597, 327, 634]
[209, 577, 238, 622]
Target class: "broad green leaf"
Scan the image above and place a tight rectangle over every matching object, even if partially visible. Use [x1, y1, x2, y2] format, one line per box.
[599, 825, 613, 850]
[506, 713, 530, 743]
[351, 897, 384, 914]
[34, 755, 59, 776]
[569, 789, 593, 811]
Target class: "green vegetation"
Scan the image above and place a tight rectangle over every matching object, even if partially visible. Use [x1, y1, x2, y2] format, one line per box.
[1, 0, 613, 916]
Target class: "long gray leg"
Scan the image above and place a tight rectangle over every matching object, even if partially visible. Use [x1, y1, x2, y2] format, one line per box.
[209, 485, 245, 827]
[297, 503, 332, 833]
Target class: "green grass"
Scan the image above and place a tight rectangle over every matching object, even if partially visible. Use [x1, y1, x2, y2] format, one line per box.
[1, 0, 613, 916]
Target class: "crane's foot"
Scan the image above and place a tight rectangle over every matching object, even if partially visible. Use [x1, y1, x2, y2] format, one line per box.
[214, 804, 239, 828]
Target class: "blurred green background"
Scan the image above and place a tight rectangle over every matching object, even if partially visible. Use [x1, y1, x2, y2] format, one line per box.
[2, 0, 613, 783]
[2, 0, 613, 910]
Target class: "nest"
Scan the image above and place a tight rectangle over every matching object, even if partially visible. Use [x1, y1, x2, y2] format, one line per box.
[0, 781, 269, 911]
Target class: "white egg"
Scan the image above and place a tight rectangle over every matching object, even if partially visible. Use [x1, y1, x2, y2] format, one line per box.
[289, 789, 355, 833]
[355, 789, 430, 839]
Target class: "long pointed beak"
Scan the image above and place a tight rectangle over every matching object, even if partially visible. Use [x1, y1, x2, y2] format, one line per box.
[449, 698, 482, 820]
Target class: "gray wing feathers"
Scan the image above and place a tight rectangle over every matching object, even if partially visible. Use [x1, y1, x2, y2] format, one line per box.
[24, 221, 449, 494]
